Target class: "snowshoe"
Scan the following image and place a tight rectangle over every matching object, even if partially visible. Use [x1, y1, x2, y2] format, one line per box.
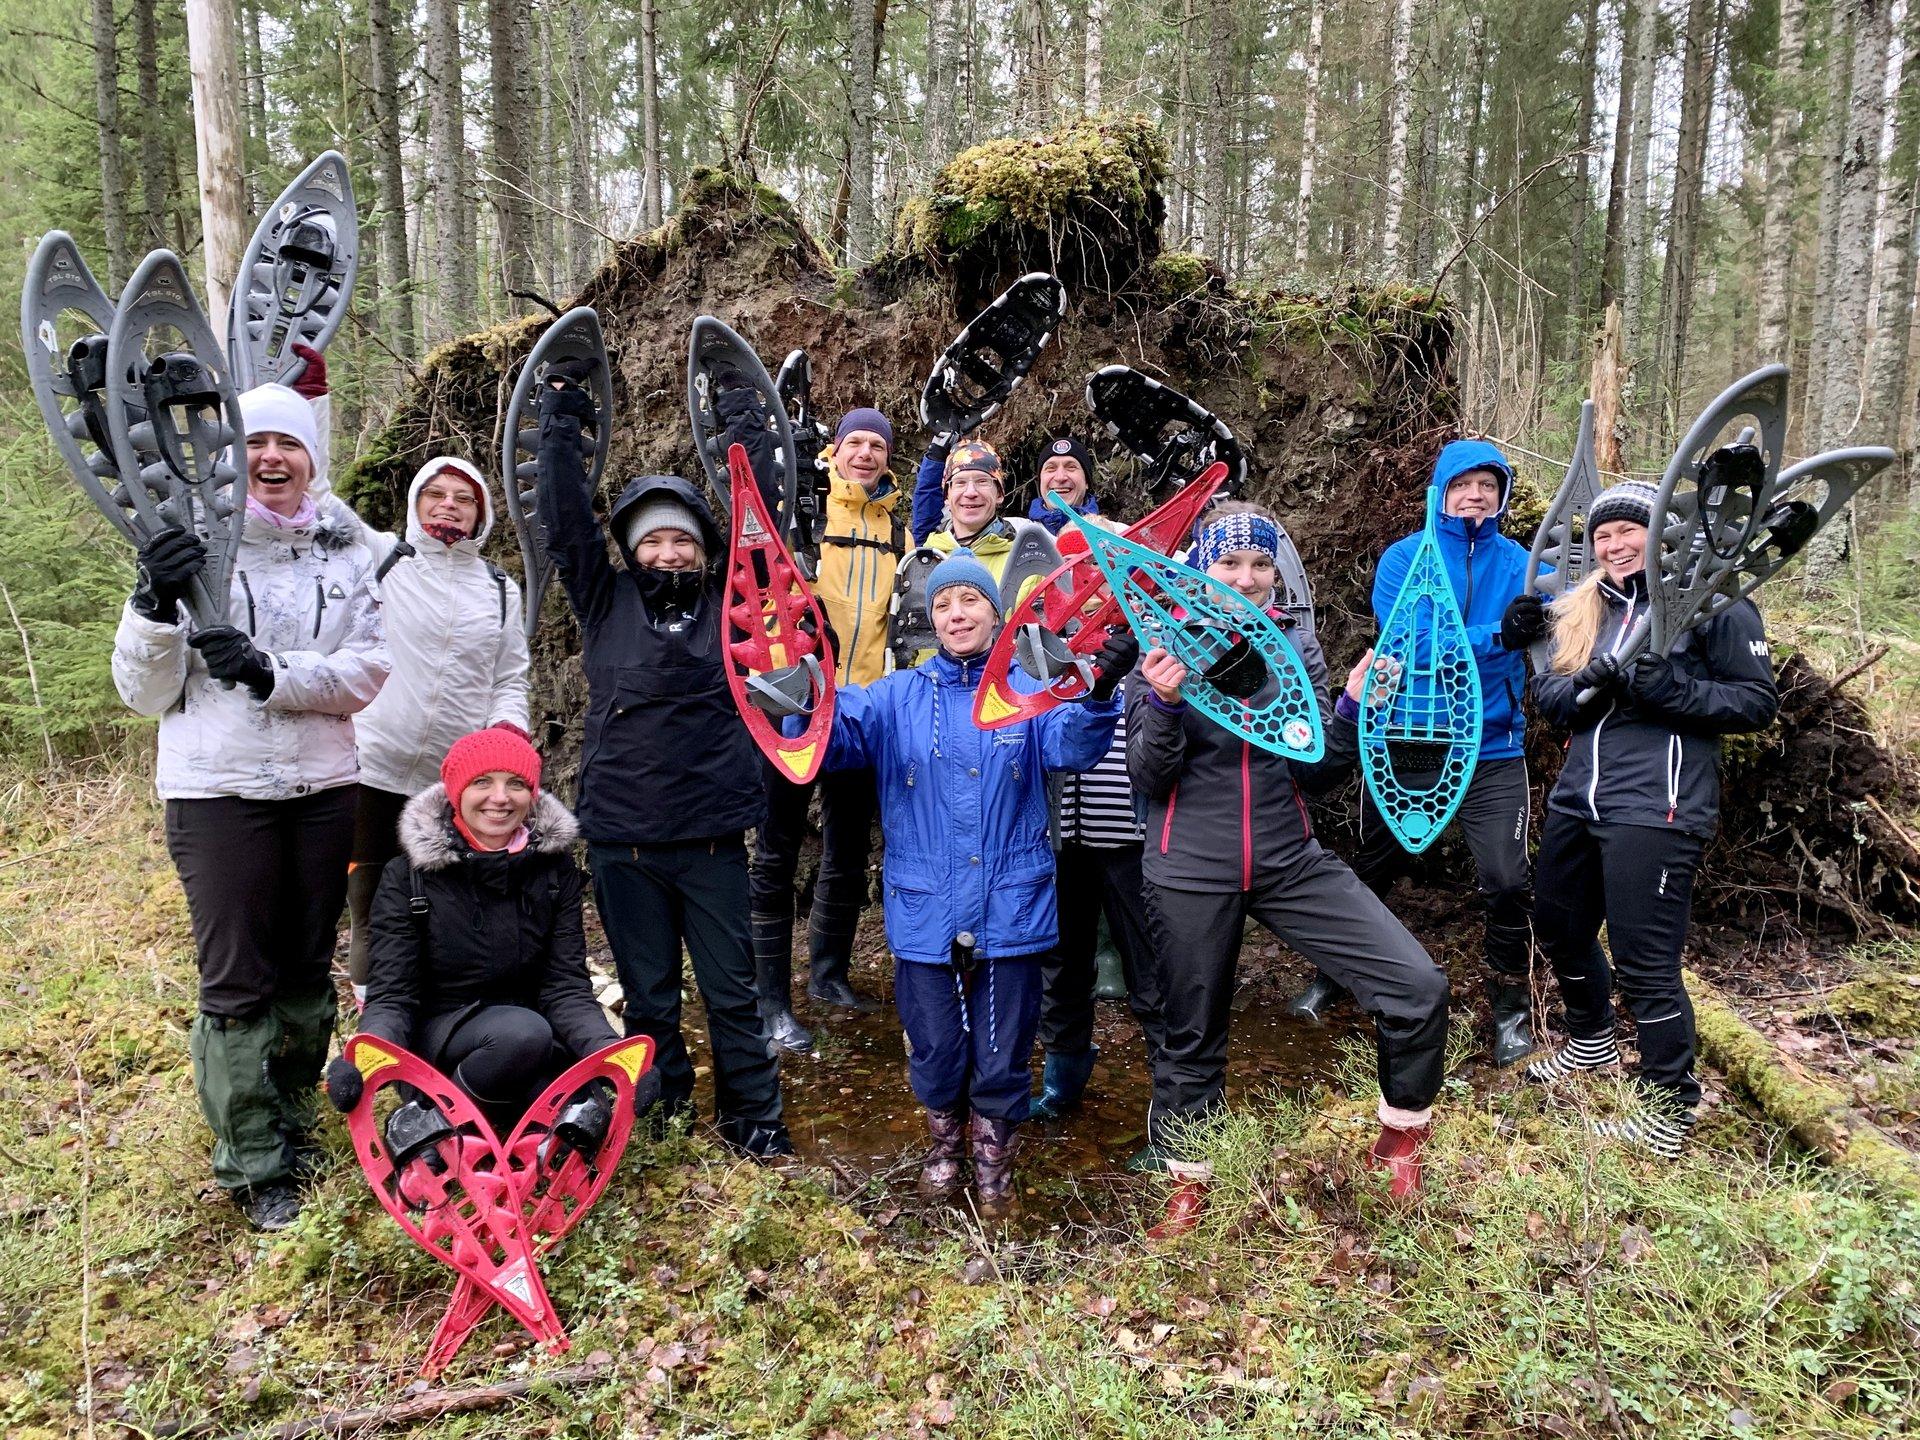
[1085, 365, 1246, 498]
[502, 306, 612, 640]
[920, 272, 1065, 438]
[1360, 487, 1481, 853]
[721, 442, 836, 783]
[975, 465, 1228, 728]
[997, 519, 1062, 613]
[1269, 520, 1317, 645]
[1525, 398, 1603, 668]
[227, 151, 359, 389]
[687, 315, 798, 527]
[775, 348, 833, 575]
[1052, 495, 1324, 762]
[886, 547, 943, 673]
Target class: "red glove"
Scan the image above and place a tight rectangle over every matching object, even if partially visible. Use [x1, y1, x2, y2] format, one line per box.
[290, 343, 329, 400]
[490, 721, 533, 742]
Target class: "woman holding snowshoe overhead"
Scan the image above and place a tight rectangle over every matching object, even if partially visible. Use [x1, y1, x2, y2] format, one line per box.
[112, 383, 389, 1231]
[1526, 480, 1777, 1157]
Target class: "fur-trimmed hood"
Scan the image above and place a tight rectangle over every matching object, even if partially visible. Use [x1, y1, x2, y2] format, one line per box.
[398, 783, 581, 871]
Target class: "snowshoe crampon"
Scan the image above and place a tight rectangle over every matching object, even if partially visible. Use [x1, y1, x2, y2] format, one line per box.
[1085, 365, 1246, 498]
[721, 442, 838, 784]
[341, 1036, 567, 1367]
[227, 151, 359, 389]
[1052, 494, 1324, 760]
[1360, 487, 1482, 853]
[687, 315, 798, 527]
[20, 230, 142, 546]
[1525, 398, 1603, 668]
[920, 273, 1065, 437]
[775, 348, 833, 575]
[420, 1036, 655, 1379]
[503, 306, 613, 639]
[104, 250, 248, 629]
[975, 464, 1228, 729]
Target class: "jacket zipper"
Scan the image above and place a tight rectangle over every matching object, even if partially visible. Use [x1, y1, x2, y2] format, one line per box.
[1240, 742, 1253, 891]
[238, 570, 257, 635]
[1464, 533, 1476, 615]
[313, 578, 327, 638]
[1160, 783, 1178, 855]
[1586, 594, 1638, 821]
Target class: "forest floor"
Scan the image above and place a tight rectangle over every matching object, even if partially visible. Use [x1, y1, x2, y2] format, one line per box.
[4, 742, 1919, 1440]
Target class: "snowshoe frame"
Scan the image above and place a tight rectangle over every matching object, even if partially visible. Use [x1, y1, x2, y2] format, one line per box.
[920, 272, 1066, 437]
[228, 151, 359, 389]
[1085, 365, 1247, 499]
[775, 347, 833, 575]
[1525, 398, 1603, 668]
[687, 315, 799, 527]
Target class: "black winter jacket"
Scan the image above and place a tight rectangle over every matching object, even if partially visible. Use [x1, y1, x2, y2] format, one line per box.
[359, 785, 618, 1062]
[1531, 574, 1777, 837]
[537, 408, 765, 844]
[1127, 625, 1358, 892]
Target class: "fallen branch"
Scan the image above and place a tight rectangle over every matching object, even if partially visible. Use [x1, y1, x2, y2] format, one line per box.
[1685, 969, 1920, 1199]
[1863, 794, 1920, 866]
[1823, 644, 1890, 696]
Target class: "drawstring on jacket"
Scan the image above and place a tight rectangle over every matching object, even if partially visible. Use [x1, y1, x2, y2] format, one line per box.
[947, 956, 1000, 1051]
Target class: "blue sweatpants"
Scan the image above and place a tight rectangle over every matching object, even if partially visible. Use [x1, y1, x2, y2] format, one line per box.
[893, 953, 1044, 1121]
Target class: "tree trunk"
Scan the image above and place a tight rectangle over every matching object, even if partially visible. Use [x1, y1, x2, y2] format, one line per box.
[1804, 11, 1855, 443]
[1292, 0, 1326, 267]
[1756, 0, 1808, 364]
[846, 0, 879, 264]
[131, 0, 169, 251]
[567, 0, 597, 291]
[90, 0, 130, 290]
[487, 0, 538, 297]
[1011, 0, 1053, 131]
[1591, 301, 1626, 472]
[1598, 0, 1638, 312]
[1412, 0, 1440, 274]
[1380, 0, 1415, 267]
[640, 0, 664, 229]
[1621, 0, 1658, 366]
[425, 0, 472, 331]
[1173, 0, 1195, 243]
[926, 0, 956, 170]
[184, 0, 248, 317]
[1650, 0, 1721, 427]
[1203, 0, 1236, 263]
[1567, 0, 1602, 358]
[367, 0, 416, 357]
[1085, 0, 1105, 108]
[1864, 7, 1917, 457]
[242, 0, 266, 215]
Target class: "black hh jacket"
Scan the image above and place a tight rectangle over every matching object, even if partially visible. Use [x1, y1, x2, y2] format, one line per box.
[536, 406, 765, 845]
[359, 784, 618, 1062]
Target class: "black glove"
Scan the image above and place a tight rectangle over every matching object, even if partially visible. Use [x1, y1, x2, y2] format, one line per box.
[1569, 652, 1624, 695]
[1627, 653, 1677, 704]
[537, 361, 597, 425]
[131, 526, 207, 621]
[632, 1065, 664, 1116]
[1088, 629, 1139, 702]
[190, 625, 275, 699]
[714, 382, 770, 429]
[925, 431, 958, 465]
[1499, 594, 1548, 651]
[324, 1055, 363, 1113]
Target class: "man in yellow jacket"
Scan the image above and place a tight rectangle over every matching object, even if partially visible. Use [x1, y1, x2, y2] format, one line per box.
[750, 407, 903, 1048]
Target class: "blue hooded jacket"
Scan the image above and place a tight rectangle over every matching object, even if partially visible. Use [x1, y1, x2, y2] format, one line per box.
[808, 649, 1119, 965]
[1371, 439, 1531, 761]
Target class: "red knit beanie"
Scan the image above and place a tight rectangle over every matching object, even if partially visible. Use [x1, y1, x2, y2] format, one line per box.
[440, 726, 542, 802]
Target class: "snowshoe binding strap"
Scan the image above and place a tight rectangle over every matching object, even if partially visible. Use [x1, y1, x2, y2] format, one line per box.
[920, 272, 1066, 438]
[721, 442, 837, 784]
[227, 151, 359, 389]
[20, 231, 142, 546]
[503, 306, 613, 640]
[341, 1035, 568, 1372]
[1526, 397, 1602, 668]
[975, 464, 1228, 729]
[775, 348, 833, 576]
[1085, 365, 1247, 499]
[104, 250, 249, 629]
[1052, 494, 1324, 761]
[687, 315, 799, 528]
[420, 1036, 654, 1379]
[1360, 487, 1483, 853]
[886, 548, 943, 674]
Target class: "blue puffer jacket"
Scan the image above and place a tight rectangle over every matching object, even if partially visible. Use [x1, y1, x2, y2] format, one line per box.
[1372, 439, 1531, 761]
[814, 649, 1120, 964]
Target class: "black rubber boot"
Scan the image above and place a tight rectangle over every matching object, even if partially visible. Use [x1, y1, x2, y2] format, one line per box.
[1029, 1045, 1099, 1122]
[752, 907, 815, 1055]
[1286, 972, 1344, 1024]
[808, 975, 881, 1014]
[1487, 977, 1534, 1068]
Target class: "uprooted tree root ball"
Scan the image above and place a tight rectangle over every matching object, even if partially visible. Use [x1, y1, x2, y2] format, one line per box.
[342, 111, 1917, 946]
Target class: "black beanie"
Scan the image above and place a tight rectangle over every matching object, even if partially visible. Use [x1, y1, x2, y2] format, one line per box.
[1041, 435, 1095, 484]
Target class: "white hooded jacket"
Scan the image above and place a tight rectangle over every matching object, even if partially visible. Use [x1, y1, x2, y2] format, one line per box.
[350, 457, 531, 796]
[113, 491, 390, 801]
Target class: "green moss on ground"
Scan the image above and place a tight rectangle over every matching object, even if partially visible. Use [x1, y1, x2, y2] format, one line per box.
[1817, 963, 1920, 1040]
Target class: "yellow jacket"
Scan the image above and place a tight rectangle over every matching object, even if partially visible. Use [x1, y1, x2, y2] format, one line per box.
[816, 451, 905, 685]
[894, 518, 1058, 669]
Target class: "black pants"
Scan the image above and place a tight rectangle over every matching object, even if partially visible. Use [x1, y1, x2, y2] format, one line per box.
[346, 785, 411, 994]
[433, 1004, 571, 1131]
[1352, 756, 1533, 979]
[749, 764, 877, 999]
[1532, 812, 1705, 1107]
[1144, 843, 1449, 1155]
[1038, 842, 1166, 1068]
[590, 835, 784, 1138]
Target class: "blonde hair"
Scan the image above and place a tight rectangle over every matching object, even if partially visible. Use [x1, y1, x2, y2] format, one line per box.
[1548, 570, 1611, 673]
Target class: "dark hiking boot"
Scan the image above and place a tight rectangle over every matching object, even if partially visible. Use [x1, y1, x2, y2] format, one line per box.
[1029, 1046, 1099, 1123]
[1286, 972, 1343, 1024]
[1365, 1122, 1431, 1200]
[1487, 978, 1534, 1068]
[918, 1107, 966, 1199]
[808, 975, 881, 1013]
[1147, 1180, 1207, 1241]
[970, 1112, 1020, 1220]
[1091, 930, 1128, 1000]
[235, 1181, 302, 1232]
[1125, 1142, 1174, 1174]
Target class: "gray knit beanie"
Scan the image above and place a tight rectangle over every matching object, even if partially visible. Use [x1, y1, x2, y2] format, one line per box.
[620, 494, 708, 559]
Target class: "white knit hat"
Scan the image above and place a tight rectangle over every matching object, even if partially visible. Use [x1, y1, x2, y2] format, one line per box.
[238, 384, 320, 460]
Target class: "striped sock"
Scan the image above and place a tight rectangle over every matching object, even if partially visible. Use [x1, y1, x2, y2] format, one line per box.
[1524, 1033, 1622, 1084]
[1590, 1102, 1696, 1161]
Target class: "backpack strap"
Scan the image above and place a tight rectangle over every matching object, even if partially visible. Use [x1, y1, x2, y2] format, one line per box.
[375, 539, 416, 582]
[486, 562, 509, 626]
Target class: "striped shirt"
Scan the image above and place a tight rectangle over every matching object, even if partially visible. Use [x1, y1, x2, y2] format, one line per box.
[1058, 708, 1144, 847]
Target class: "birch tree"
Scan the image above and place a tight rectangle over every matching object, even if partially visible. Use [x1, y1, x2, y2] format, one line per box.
[1599, 0, 1638, 311]
[1085, 0, 1104, 108]
[1650, 0, 1721, 422]
[567, 0, 597, 291]
[847, 0, 880, 264]
[184, 0, 248, 316]
[1203, 0, 1236, 263]
[1380, 0, 1415, 266]
[1292, 0, 1326, 266]
[487, 0, 538, 295]
[1622, 0, 1658, 361]
[1864, 6, 1917, 455]
[640, 0, 664, 228]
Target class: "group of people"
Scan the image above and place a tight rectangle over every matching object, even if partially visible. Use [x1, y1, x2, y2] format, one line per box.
[115, 344, 1776, 1238]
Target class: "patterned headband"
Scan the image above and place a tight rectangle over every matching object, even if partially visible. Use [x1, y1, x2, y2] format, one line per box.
[1195, 511, 1280, 571]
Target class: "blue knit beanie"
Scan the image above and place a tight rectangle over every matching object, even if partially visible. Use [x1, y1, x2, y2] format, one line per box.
[925, 548, 1002, 617]
[834, 406, 893, 451]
